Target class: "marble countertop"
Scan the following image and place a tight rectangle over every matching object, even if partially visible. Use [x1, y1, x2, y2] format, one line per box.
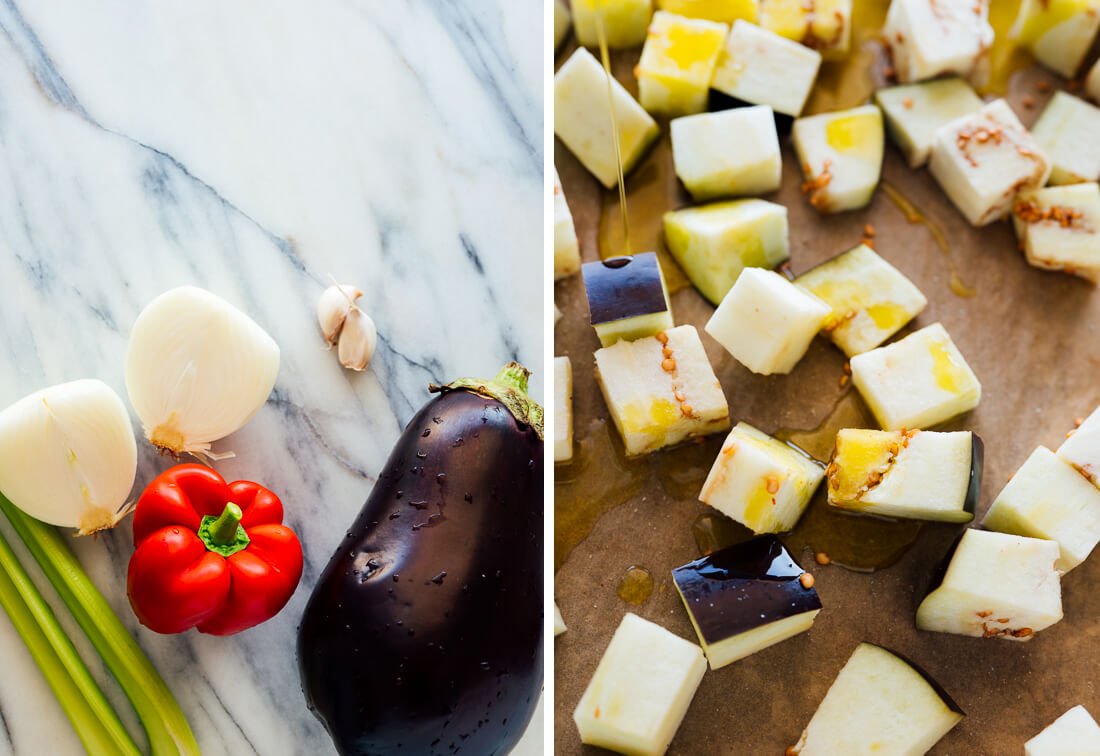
[0, 1, 543, 753]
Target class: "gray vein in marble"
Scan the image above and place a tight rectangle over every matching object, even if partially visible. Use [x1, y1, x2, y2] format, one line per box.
[268, 387, 377, 481]
[0, 0, 90, 119]
[460, 233, 523, 361]
[0, 705, 11, 751]
[0, 0, 315, 283]
[424, 3, 541, 169]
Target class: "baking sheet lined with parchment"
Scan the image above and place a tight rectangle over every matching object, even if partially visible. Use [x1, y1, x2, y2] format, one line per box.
[553, 22, 1100, 756]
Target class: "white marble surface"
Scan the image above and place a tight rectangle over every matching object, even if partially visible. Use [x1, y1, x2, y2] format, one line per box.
[0, 1, 544, 753]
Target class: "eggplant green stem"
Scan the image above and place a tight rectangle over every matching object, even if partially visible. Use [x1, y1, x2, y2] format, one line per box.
[0, 527, 139, 755]
[0, 494, 201, 756]
[429, 361, 544, 440]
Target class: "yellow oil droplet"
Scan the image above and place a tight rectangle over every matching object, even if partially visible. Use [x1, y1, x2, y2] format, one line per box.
[662, 25, 711, 70]
[983, 0, 1034, 96]
[824, 113, 876, 153]
[617, 565, 655, 605]
[742, 477, 779, 530]
[864, 302, 908, 331]
[882, 181, 976, 298]
[930, 339, 964, 394]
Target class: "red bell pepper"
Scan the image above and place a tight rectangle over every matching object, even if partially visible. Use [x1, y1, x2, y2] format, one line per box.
[127, 464, 303, 636]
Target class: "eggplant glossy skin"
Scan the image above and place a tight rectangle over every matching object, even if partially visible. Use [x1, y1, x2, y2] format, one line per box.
[298, 389, 543, 756]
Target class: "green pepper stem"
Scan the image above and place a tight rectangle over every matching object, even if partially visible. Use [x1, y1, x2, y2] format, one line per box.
[209, 503, 243, 547]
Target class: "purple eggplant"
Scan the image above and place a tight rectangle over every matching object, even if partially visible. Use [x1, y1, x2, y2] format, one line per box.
[298, 363, 544, 756]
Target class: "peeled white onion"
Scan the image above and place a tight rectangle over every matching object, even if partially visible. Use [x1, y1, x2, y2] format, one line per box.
[125, 286, 280, 459]
[0, 379, 137, 534]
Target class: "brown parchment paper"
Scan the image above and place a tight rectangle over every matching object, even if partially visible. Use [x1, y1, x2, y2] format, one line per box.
[553, 34, 1100, 756]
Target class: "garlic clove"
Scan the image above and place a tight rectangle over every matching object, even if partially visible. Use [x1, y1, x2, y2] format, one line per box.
[0, 379, 137, 534]
[125, 286, 280, 458]
[338, 308, 378, 371]
[317, 284, 363, 346]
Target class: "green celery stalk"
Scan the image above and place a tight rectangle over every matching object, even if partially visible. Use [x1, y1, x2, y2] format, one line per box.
[0, 494, 200, 756]
[0, 527, 139, 755]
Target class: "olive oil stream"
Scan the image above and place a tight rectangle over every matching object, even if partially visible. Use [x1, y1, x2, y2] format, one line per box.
[595, 5, 632, 258]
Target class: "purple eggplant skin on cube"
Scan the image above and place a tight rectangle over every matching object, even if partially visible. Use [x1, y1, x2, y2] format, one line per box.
[298, 363, 544, 756]
[583, 252, 669, 325]
[672, 535, 821, 645]
[859, 643, 965, 717]
[962, 434, 984, 519]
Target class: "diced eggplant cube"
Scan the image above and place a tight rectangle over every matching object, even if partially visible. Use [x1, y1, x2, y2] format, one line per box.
[554, 169, 580, 280]
[671, 105, 782, 200]
[584, 252, 674, 346]
[555, 48, 660, 189]
[572, 0, 654, 49]
[554, 356, 574, 464]
[792, 105, 884, 213]
[790, 643, 963, 755]
[1030, 92, 1100, 186]
[637, 11, 729, 117]
[672, 536, 821, 670]
[883, 0, 993, 83]
[758, 0, 853, 55]
[1010, 0, 1100, 78]
[554, 0, 572, 49]
[699, 422, 825, 533]
[573, 613, 706, 756]
[1013, 183, 1100, 283]
[850, 322, 981, 431]
[794, 243, 927, 357]
[663, 199, 789, 305]
[1058, 403, 1100, 486]
[657, 0, 760, 24]
[983, 446, 1100, 572]
[929, 99, 1051, 227]
[554, 601, 568, 636]
[1026, 705, 1100, 756]
[712, 20, 822, 117]
[874, 77, 984, 168]
[826, 429, 980, 523]
[705, 268, 830, 375]
[916, 529, 1063, 641]
[595, 325, 731, 456]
